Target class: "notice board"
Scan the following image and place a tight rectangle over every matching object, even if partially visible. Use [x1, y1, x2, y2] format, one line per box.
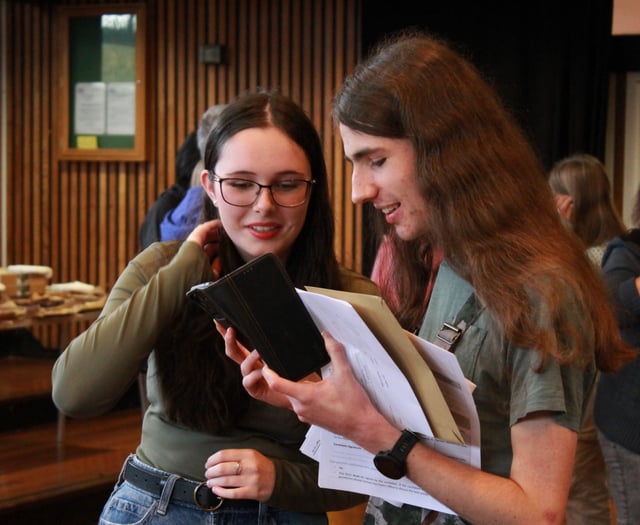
[55, 4, 147, 161]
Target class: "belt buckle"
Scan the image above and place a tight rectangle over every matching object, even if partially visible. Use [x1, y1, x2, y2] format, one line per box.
[193, 481, 223, 511]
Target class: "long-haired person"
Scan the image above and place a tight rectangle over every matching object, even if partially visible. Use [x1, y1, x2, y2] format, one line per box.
[223, 33, 635, 525]
[52, 90, 374, 524]
[549, 153, 627, 266]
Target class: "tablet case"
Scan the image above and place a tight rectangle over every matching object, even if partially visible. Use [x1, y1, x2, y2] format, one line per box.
[186, 252, 329, 381]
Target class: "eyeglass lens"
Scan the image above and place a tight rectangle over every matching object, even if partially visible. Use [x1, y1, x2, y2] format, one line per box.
[217, 178, 313, 207]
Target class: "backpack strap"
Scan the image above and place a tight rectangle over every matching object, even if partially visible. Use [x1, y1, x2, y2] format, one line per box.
[435, 293, 485, 351]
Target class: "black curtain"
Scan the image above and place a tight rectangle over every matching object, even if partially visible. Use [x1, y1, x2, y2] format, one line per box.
[360, 0, 613, 274]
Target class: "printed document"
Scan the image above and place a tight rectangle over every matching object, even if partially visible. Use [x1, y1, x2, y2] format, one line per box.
[297, 289, 480, 514]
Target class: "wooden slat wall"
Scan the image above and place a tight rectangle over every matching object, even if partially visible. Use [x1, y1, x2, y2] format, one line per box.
[4, 0, 362, 345]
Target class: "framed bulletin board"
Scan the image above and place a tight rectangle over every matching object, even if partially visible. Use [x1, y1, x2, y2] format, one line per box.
[54, 4, 147, 161]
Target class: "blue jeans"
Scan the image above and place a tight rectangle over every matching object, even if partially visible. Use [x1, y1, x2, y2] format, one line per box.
[598, 431, 640, 525]
[99, 455, 329, 525]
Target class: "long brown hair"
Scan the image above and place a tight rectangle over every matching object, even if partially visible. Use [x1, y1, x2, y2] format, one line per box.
[549, 153, 626, 247]
[334, 31, 634, 372]
[155, 91, 342, 433]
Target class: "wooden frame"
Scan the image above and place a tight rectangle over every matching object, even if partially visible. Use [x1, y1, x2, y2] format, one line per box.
[54, 4, 147, 161]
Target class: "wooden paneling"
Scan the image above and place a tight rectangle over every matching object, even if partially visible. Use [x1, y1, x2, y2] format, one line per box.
[4, 0, 362, 345]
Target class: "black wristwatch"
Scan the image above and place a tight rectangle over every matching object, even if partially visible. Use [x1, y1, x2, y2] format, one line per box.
[373, 429, 419, 479]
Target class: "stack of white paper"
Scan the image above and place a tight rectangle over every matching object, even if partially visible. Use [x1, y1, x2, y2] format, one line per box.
[297, 288, 481, 514]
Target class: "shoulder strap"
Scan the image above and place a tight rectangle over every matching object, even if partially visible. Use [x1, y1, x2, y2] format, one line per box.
[435, 293, 484, 351]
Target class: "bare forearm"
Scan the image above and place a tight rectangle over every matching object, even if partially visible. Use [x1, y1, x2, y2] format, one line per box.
[349, 414, 572, 525]
[404, 445, 565, 525]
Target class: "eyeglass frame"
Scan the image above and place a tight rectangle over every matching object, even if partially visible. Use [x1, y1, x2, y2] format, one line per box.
[210, 174, 316, 208]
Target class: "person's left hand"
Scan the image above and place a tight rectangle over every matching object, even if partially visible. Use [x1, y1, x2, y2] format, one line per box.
[204, 448, 276, 502]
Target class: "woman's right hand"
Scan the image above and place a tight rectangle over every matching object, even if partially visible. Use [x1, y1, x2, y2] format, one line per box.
[218, 321, 293, 409]
[187, 220, 222, 262]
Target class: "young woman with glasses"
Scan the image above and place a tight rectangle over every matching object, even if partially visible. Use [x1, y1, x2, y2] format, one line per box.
[51, 90, 376, 524]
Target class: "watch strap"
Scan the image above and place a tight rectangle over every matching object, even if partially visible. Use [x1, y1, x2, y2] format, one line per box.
[373, 429, 419, 479]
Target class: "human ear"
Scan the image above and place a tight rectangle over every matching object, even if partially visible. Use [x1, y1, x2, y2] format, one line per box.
[201, 170, 219, 206]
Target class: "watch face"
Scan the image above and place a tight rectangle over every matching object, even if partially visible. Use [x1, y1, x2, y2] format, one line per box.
[373, 452, 405, 480]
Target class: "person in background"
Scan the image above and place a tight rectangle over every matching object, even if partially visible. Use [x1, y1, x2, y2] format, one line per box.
[223, 32, 636, 525]
[138, 130, 201, 250]
[594, 184, 640, 525]
[139, 105, 228, 249]
[549, 153, 627, 267]
[548, 152, 627, 525]
[158, 104, 228, 243]
[197, 103, 228, 161]
[52, 90, 374, 524]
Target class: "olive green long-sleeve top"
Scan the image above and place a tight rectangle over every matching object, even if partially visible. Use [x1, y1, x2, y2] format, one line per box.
[52, 240, 377, 512]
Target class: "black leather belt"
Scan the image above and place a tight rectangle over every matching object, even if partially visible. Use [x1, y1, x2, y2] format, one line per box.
[123, 459, 260, 512]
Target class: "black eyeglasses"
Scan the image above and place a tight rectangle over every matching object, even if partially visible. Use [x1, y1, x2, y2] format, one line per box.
[212, 176, 315, 208]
